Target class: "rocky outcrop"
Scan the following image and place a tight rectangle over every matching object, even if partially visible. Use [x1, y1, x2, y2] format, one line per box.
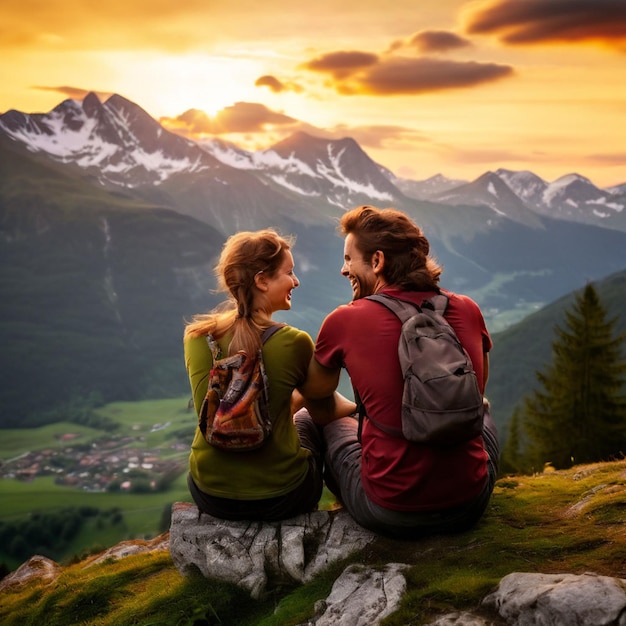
[302, 563, 410, 626]
[82, 533, 170, 567]
[168, 502, 626, 625]
[168, 501, 376, 599]
[0, 555, 62, 593]
[482, 571, 626, 626]
[0, 534, 170, 594]
[4, 504, 626, 625]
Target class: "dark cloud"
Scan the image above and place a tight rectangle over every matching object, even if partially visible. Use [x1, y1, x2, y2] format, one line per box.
[302, 51, 379, 79]
[344, 57, 513, 95]
[255, 75, 286, 93]
[161, 102, 300, 135]
[407, 30, 472, 53]
[254, 75, 304, 94]
[464, 0, 626, 48]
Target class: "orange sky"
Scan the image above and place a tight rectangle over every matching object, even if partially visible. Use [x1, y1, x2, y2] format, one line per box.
[1, 0, 625, 187]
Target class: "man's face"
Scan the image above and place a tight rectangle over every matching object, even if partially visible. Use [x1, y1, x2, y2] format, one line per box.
[341, 233, 377, 300]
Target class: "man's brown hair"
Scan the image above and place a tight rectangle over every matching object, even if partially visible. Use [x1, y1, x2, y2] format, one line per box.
[340, 205, 442, 290]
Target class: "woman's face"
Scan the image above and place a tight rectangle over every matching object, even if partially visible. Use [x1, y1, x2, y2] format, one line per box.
[264, 250, 300, 313]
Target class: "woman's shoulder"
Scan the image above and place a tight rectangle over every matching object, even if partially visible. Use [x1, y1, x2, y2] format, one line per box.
[273, 324, 313, 344]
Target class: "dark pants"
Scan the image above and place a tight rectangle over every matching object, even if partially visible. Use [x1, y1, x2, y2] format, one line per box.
[188, 409, 324, 522]
[323, 407, 501, 539]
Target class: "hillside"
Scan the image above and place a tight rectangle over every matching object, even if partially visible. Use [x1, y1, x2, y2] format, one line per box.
[0, 135, 225, 427]
[1, 459, 624, 625]
[489, 268, 626, 434]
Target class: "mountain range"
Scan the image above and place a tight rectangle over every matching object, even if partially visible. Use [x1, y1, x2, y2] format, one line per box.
[1, 92, 625, 431]
[3, 92, 624, 233]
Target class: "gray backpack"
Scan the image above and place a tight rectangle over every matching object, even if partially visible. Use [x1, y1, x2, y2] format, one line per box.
[362, 293, 484, 446]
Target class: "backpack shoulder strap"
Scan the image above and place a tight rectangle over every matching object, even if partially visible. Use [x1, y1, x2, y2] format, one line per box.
[261, 323, 286, 344]
[206, 323, 285, 360]
[426, 293, 449, 316]
[366, 294, 420, 324]
[206, 334, 221, 360]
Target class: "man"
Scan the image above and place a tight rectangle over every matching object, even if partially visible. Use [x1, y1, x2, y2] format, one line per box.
[302, 205, 500, 538]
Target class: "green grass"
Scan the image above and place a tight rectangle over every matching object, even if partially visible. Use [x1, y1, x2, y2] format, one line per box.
[0, 474, 190, 522]
[0, 424, 104, 460]
[0, 460, 624, 625]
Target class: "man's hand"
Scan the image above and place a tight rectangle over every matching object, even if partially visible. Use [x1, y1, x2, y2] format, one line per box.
[300, 393, 356, 426]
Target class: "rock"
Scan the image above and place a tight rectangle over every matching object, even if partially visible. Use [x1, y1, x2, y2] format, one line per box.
[168, 501, 375, 599]
[482, 571, 626, 625]
[301, 563, 409, 626]
[0, 555, 61, 592]
[424, 612, 491, 626]
[83, 532, 170, 567]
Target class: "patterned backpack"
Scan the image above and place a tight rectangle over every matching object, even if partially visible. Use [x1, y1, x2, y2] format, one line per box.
[199, 324, 284, 452]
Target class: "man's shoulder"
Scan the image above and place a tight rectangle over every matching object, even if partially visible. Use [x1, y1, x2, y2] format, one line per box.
[324, 300, 375, 320]
[443, 290, 481, 313]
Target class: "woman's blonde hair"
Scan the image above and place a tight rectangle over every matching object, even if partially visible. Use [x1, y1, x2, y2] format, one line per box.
[185, 229, 294, 355]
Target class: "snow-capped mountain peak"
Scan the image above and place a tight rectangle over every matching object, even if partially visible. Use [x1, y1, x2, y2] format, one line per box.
[495, 169, 547, 207]
[0, 93, 219, 186]
[1, 93, 624, 231]
[541, 173, 624, 220]
[202, 131, 399, 206]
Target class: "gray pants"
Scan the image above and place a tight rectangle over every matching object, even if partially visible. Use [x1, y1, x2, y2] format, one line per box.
[323, 409, 500, 539]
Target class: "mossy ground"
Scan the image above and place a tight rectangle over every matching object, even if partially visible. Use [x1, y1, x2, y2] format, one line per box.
[1, 460, 624, 626]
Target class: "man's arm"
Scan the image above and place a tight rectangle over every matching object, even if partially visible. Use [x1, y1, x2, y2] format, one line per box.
[302, 357, 341, 399]
[297, 357, 356, 425]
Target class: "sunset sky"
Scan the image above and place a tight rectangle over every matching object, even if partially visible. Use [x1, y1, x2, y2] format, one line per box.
[1, 0, 625, 187]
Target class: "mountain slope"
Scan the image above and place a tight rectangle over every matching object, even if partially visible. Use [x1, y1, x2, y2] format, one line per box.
[488, 268, 626, 434]
[432, 171, 544, 228]
[0, 133, 224, 427]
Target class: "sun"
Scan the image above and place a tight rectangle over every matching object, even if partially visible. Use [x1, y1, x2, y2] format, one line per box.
[111, 52, 268, 120]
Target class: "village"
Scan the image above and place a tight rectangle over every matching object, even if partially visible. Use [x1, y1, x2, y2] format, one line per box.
[0, 426, 188, 493]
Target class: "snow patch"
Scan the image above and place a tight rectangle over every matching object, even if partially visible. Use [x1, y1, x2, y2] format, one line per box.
[268, 175, 320, 196]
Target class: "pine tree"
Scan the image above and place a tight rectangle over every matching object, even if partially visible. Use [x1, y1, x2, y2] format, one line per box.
[500, 408, 525, 474]
[521, 284, 626, 469]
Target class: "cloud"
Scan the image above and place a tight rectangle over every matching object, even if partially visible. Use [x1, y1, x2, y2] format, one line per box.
[255, 75, 304, 94]
[329, 57, 513, 95]
[160, 102, 300, 135]
[404, 30, 472, 53]
[33, 85, 113, 101]
[255, 75, 286, 93]
[463, 0, 626, 49]
[328, 124, 430, 150]
[301, 51, 379, 79]
[585, 152, 626, 166]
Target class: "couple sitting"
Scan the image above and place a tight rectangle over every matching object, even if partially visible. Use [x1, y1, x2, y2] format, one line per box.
[184, 205, 500, 539]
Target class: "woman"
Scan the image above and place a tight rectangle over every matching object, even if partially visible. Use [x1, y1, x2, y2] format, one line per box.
[184, 229, 325, 521]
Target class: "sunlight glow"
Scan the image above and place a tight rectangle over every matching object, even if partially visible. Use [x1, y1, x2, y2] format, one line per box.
[97, 52, 270, 119]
